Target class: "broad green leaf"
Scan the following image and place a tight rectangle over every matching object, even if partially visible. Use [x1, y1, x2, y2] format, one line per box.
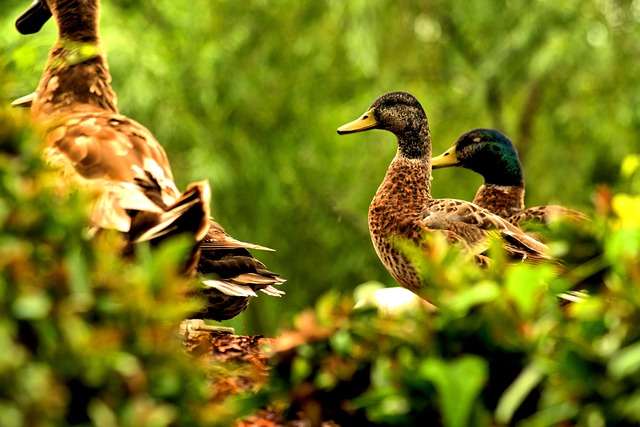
[11, 292, 51, 320]
[448, 280, 500, 316]
[608, 341, 640, 380]
[420, 356, 488, 427]
[505, 264, 554, 318]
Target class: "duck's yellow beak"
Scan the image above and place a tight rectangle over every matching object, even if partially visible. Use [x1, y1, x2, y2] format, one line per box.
[337, 108, 377, 135]
[11, 92, 36, 108]
[431, 144, 460, 169]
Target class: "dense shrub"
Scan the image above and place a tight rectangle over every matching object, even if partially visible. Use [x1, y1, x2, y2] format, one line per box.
[262, 156, 640, 426]
[0, 110, 235, 427]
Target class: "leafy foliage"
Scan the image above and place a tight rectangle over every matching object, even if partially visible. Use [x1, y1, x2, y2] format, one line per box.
[0, 110, 234, 427]
[263, 159, 640, 425]
[3, 0, 639, 334]
[2, 0, 640, 425]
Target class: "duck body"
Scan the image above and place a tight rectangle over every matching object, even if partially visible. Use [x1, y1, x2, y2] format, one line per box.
[338, 92, 549, 295]
[17, 0, 209, 276]
[15, 0, 284, 316]
[44, 111, 190, 235]
[432, 128, 586, 225]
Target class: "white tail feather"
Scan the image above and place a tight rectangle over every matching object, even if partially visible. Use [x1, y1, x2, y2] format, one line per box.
[260, 285, 286, 296]
[201, 280, 259, 297]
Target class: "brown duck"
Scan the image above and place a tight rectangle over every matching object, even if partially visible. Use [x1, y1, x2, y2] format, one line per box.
[15, 0, 284, 321]
[337, 91, 550, 295]
[432, 128, 587, 225]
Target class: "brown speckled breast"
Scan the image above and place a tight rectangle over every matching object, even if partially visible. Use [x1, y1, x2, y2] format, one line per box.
[368, 158, 431, 292]
[473, 184, 525, 218]
[474, 184, 586, 226]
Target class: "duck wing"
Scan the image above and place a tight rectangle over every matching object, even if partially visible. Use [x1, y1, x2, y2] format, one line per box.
[44, 111, 210, 243]
[508, 205, 588, 226]
[421, 199, 550, 260]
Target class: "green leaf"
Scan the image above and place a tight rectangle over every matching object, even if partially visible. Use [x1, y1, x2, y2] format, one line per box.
[291, 355, 312, 383]
[608, 341, 640, 380]
[88, 398, 118, 427]
[419, 356, 488, 427]
[505, 264, 554, 318]
[495, 360, 545, 424]
[448, 280, 500, 316]
[517, 402, 579, 427]
[621, 154, 640, 179]
[0, 402, 24, 427]
[12, 292, 51, 319]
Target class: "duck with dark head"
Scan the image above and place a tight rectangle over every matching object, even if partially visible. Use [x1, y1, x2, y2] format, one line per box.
[338, 91, 551, 298]
[432, 128, 587, 225]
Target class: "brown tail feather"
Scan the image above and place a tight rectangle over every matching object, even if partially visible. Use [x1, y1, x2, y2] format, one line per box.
[191, 219, 285, 320]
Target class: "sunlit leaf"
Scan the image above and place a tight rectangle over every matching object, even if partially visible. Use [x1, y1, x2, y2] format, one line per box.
[608, 342, 640, 380]
[612, 194, 640, 227]
[504, 264, 554, 318]
[419, 356, 488, 427]
[447, 280, 500, 316]
[12, 292, 51, 319]
[620, 154, 640, 179]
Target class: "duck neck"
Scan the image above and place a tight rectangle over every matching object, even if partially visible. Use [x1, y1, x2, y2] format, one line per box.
[33, 0, 117, 121]
[386, 117, 433, 205]
[368, 116, 432, 238]
[473, 183, 525, 217]
[396, 115, 432, 161]
[474, 156, 525, 215]
[376, 144, 433, 216]
[397, 116, 432, 193]
[387, 155, 432, 199]
[51, 0, 101, 43]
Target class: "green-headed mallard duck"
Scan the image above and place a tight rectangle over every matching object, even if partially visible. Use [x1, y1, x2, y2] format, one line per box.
[15, 0, 283, 321]
[432, 128, 587, 225]
[337, 91, 550, 294]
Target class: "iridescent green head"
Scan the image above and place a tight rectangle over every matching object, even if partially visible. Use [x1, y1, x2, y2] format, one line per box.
[432, 128, 524, 187]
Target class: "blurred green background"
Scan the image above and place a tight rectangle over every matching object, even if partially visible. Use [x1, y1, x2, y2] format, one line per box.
[1, 0, 638, 335]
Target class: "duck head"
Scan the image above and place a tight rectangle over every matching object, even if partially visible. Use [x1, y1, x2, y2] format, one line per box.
[337, 91, 432, 160]
[432, 128, 524, 187]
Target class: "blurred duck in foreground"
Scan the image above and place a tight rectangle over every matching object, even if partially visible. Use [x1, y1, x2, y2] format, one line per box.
[337, 91, 550, 297]
[432, 128, 587, 226]
[14, 0, 284, 322]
